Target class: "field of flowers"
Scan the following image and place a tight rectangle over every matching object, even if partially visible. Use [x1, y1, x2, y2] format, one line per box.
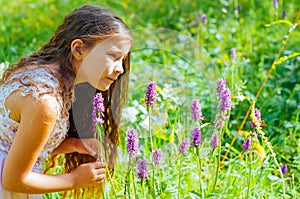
[0, 0, 299, 198]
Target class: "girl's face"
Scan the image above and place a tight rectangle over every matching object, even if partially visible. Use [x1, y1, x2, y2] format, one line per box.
[76, 36, 131, 91]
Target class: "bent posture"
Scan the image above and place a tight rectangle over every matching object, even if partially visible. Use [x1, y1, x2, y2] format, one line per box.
[0, 5, 132, 198]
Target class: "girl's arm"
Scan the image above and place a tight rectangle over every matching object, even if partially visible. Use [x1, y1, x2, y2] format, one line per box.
[2, 91, 105, 194]
[51, 137, 100, 157]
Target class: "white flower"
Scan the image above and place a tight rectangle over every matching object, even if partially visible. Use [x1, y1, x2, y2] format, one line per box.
[122, 106, 139, 123]
[0, 62, 9, 76]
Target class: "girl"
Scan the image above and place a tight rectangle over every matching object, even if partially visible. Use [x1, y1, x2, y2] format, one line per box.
[0, 4, 132, 198]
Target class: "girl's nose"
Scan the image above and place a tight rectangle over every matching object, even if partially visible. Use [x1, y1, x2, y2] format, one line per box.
[114, 60, 124, 74]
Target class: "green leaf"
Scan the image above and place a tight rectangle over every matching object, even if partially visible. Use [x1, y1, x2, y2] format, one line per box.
[206, 193, 221, 198]
[161, 182, 167, 192]
[189, 191, 201, 198]
[200, 122, 210, 129]
[267, 174, 281, 181]
[265, 20, 293, 27]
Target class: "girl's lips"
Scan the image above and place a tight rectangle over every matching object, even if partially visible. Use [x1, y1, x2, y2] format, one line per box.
[107, 77, 116, 81]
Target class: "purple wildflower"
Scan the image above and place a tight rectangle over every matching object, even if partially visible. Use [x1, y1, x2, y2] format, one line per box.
[280, 164, 288, 174]
[298, 104, 300, 109]
[179, 138, 189, 155]
[152, 149, 163, 164]
[211, 133, 219, 149]
[216, 79, 231, 112]
[237, 5, 242, 12]
[126, 129, 139, 157]
[145, 81, 157, 107]
[191, 99, 204, 121]
[242, 138, 251, 151]
[250, 131, 258, 138]
[137, 159, 148, 179]
[190, 127, 202, 147]
[215, 112, 230, 128]
[231, 48, 237, 59]
[282, 10, 286, 19]
[273, 0, 278, 8]
[215, 79, 231, 127]
[92, 93, 105, 125]
[250, 108, 262, 129]
[201, 13, 207, 25]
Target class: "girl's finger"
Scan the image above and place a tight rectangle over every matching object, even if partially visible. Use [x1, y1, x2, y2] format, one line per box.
[94, 161, 105, 169]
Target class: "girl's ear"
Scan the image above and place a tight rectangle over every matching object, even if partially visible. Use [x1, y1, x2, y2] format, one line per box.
[71, 39, 85, 61]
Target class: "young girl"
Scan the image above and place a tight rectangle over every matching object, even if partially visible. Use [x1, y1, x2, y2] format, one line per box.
[0, 4, 132, 198]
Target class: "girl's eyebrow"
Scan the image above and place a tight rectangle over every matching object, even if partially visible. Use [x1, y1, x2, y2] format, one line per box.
[106, 49, 126, 56]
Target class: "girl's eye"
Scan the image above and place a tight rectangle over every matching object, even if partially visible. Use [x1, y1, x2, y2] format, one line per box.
[108, 53, 117, 59]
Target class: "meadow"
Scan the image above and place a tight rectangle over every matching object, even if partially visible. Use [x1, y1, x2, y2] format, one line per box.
[0, 0, 299, 198]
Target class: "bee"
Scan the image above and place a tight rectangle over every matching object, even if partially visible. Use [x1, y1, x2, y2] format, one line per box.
[260, 119, 267, 127]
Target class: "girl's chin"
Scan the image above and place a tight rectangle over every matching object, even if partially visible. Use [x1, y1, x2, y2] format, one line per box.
[96, 83, 111, 91]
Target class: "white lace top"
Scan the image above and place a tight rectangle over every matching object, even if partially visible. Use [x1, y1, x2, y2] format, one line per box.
[0, 68, 71, 171]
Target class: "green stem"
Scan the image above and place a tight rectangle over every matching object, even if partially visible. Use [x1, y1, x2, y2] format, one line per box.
[246, 143, 252, 199]
[152, 163, 156, 198]
[105, 164, 117, 198]
[94, 124, 117, 197]
[259, 129, 286, 198]
[178, 156, 181, 199]
[231, 62, 235, 94]
[95, 124, 103, 161]
[158, 168, 162, 195]
[148, 107, 155, 198]
[148, 107, 154, 152]
[212, 127, 223, 192]
[196, 148, 203, 198]
[132, 161, 137, 199]
[142, 180, 146, 199]
[197, 121, 204, 198]
[125, 157, 131, 199]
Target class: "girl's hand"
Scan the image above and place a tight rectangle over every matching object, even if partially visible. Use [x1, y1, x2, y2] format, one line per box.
[71, 161, 106, 188]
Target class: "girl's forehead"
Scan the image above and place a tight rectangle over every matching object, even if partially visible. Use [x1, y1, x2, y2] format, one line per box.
[92, 37, 132, 54]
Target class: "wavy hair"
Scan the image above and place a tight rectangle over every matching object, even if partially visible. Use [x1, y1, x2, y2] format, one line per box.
[60, 54, 130, 198]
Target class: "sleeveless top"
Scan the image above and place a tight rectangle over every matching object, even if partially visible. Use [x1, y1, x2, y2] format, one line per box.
[0, 68, 71, 171]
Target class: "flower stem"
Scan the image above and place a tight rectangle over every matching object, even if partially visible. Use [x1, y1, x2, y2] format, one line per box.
[148, 107, 154, 152]
[94, 125, 116, 197]
[212, 128, 223, 192]
[105, 164, 117, 198]
[142, 180, 146, 199]
[196, 148, 204, 198]
[158, 168, 162, 194]
[132, 161, 137, 199]
[148, 107, 156, 198]
[259, 129, 286, 197]
[178, 156, 181, 199]
[152, 163, 156, 198]
[197, 121, 204, 198]
[95, 124, 103, 161]
[246, 140, 252, 199]
[95, 124, 117, 198]
[125, 157, 131, 199]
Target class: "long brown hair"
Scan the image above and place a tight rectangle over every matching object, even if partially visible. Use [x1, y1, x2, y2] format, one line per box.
[59, 53, 130, 198]
[3, 4, 132, 198]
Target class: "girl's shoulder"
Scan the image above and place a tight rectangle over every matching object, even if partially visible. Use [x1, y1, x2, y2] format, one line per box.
[2, 67, 62, 100]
